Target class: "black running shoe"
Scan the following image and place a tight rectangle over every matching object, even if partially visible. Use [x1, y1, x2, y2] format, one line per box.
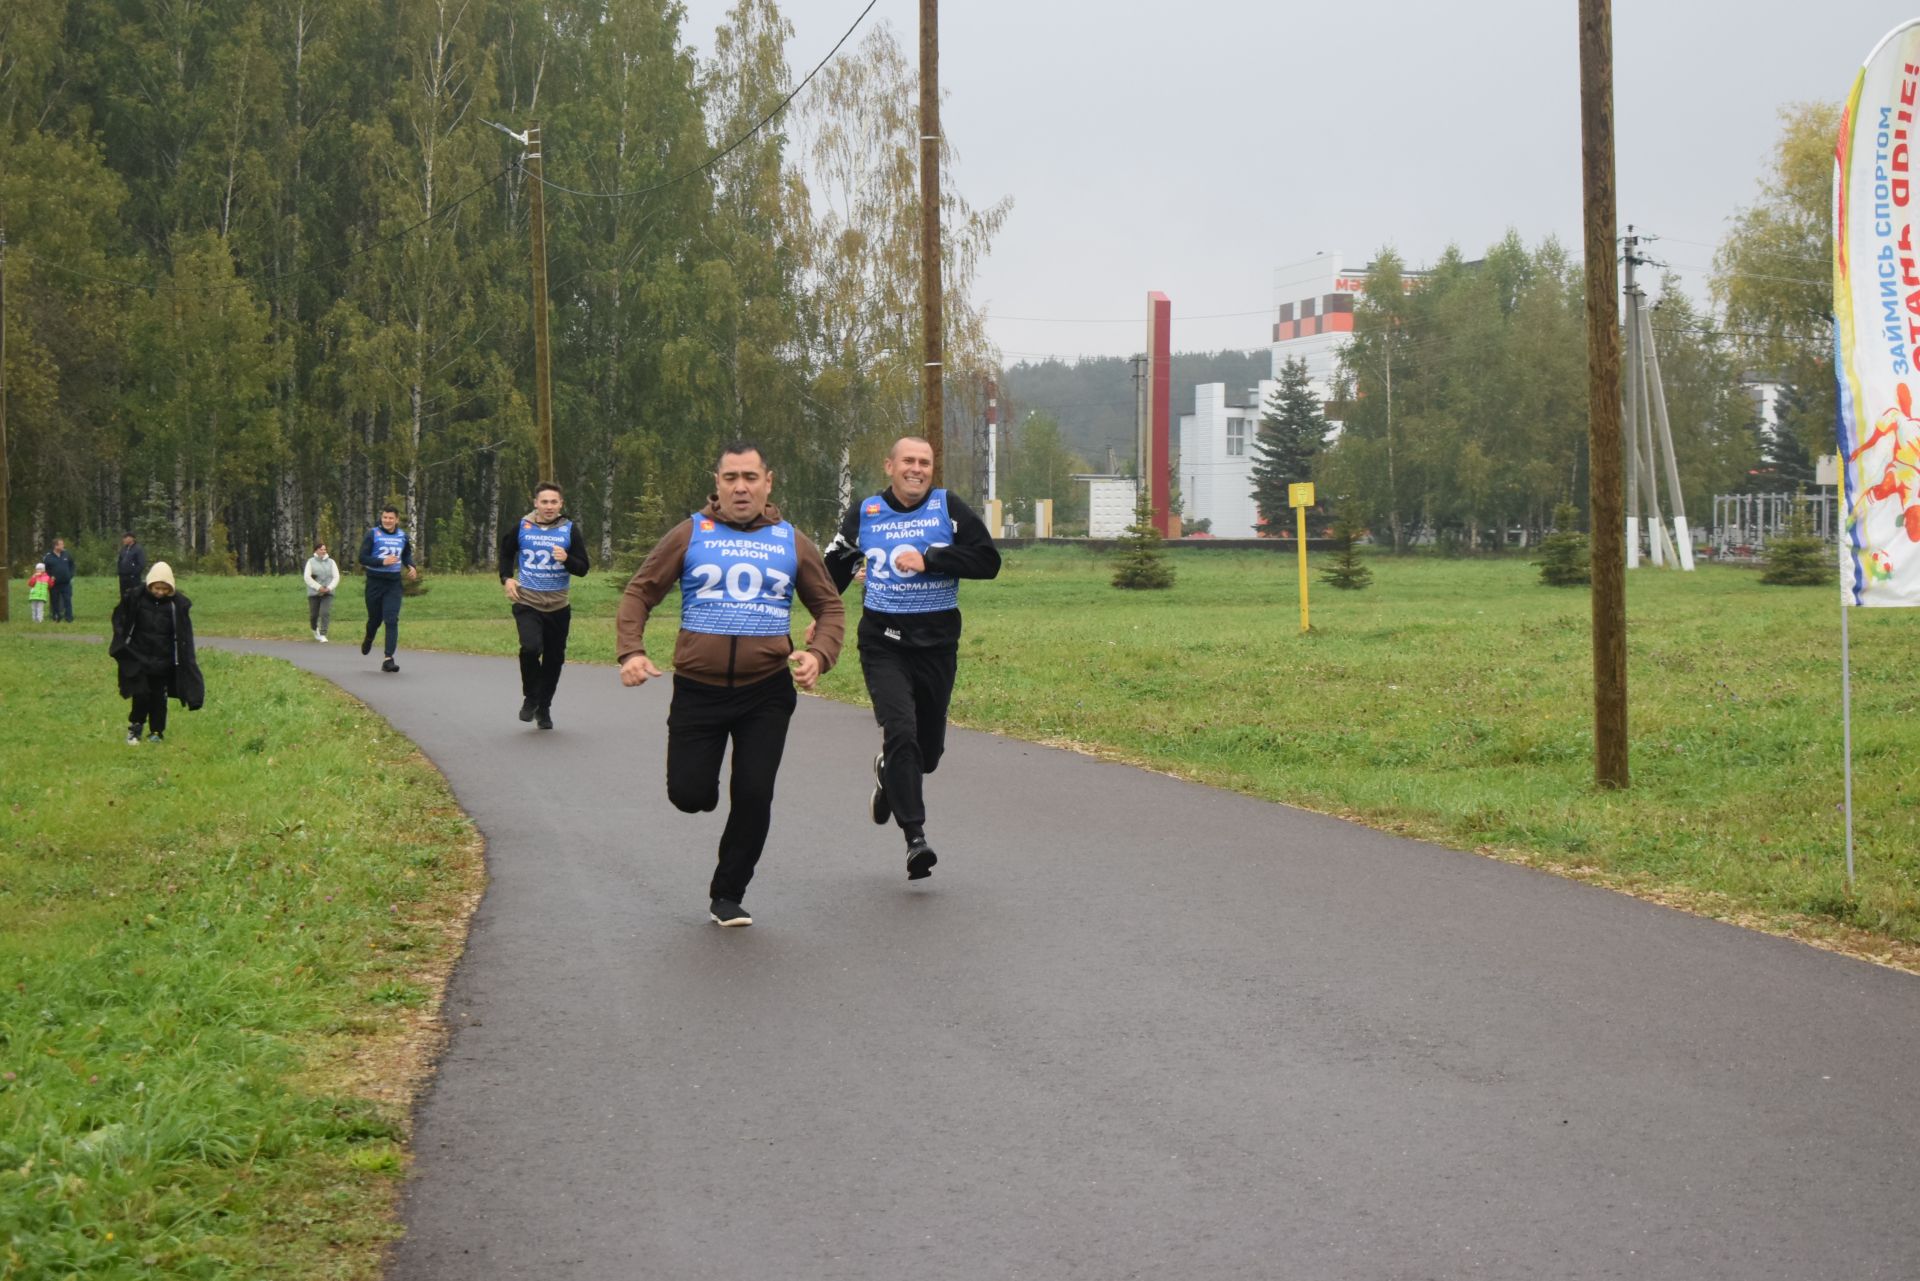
[536, 708, 553, 731]
[519, 697, 537, 723]
[361, 631, 374, 655]
[381, 658, 400, 673]
[710, 898, 752, 926]
[870, 751, 890, 825]
[906, 837, 937, 881]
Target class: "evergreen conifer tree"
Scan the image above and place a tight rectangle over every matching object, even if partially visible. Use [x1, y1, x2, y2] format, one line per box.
[609, 484, 674, 585]
[1319, 500, 1373, 590]
[1112, 490, 1175, 590]
[1535, 502, 1591, 587]
[1761, 494, 1830, 586]
[1251, 357, 1330, 533]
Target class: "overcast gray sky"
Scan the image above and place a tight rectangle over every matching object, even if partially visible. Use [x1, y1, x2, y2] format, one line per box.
[678, 0, 1913, 362]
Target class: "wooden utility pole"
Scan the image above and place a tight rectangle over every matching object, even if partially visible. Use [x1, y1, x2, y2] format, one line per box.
[1579, 0, 1628, 788]
[1, 230, 9, 624]
[527, 123, 555, 482]
[919, 0, 944, 470]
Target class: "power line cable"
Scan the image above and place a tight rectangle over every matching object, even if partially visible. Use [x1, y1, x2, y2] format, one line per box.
[530, 0, 879, 201]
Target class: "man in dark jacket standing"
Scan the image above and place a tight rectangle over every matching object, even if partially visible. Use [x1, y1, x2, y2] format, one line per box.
[499, 481, 590, 730]
[117, 533, 149, 598]
[820, 436, 1001, 881]
[44, 538, 76, 622]
[617, 441, 844, 927]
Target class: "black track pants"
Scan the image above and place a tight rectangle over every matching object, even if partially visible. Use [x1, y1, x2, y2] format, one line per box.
[513, 603, 572, 708]
[665, 670, 797, 903]
[129, 674, 170, 736]
[364, 575, 404, 657]
[859, 640, 957, 834]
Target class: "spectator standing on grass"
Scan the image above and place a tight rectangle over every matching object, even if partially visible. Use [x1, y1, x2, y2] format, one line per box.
[499, 481, 591, 731]
[109, 562, 205, 746]
[303, 541, 340, 642]
[616, 441, 844, 927]
[116, 533, 148, 598]
[27, 563, 53, 622]
[44, 538, 75, 622]
[818, 435, 1001, 883]
[356, 505, 418, 672]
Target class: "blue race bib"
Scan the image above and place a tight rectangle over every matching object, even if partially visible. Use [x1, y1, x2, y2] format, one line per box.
[516, 518, 573, 592]
[858, 489, 958, 614]
[368, 527, 407, 575]
[679, 515, 800, 636]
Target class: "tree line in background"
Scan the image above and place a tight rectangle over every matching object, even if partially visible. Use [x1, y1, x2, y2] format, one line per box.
[1, 0, 1008, 575]
[998, 105, 1832, 550]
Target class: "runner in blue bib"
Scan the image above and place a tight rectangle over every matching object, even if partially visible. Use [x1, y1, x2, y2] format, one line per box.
[356, 505, 418, 671]
[499, 481, 591, 729]
[821, 435, 1001, 881]
[616, 441, 846, 927]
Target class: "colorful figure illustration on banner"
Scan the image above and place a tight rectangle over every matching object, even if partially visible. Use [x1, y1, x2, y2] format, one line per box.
[1845, 382, 1920, 580]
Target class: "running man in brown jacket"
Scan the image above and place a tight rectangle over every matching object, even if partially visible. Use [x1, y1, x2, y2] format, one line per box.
[617, 441, 845, 926]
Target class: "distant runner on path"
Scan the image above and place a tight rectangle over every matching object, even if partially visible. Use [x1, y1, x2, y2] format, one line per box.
[616, 441, 845, 927]
[357, 505, 418, 672]
[820, 435, 1001, 882]
[499, 481, 590, 731]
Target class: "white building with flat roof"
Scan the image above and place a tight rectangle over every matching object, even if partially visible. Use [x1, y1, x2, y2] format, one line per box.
[1177, 252, 1429, 538]
[1179, 380, 1275, 538]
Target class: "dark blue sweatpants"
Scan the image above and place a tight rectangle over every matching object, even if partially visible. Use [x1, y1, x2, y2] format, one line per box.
[364, 575, 404, 657]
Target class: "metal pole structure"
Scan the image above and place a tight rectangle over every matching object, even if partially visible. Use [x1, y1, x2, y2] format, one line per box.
[919, 0, 945, 471]
[1621, 264, 1643, 569]
[526, 123, 555, 482]
[1631, 290, 1674, 566]
[0, 229, 8, 624]
[1581, 0, 1629, 789]
[1628, 297, 1674, 568]
[985, 378, 998, 502]
[1642, 306, 1694, 569]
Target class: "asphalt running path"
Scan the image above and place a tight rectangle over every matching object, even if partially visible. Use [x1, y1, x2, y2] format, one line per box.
[215, 639, 1920, 1280]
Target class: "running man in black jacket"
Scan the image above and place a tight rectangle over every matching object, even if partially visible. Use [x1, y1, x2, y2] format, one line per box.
[820, 436, 1001, 880]
[498, 481, 590, 730]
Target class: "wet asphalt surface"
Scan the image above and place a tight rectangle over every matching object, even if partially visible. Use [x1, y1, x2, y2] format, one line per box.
[215, 639, 1920, 1280]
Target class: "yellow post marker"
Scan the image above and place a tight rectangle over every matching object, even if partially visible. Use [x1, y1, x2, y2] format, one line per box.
[1289, 482, 1315, 633]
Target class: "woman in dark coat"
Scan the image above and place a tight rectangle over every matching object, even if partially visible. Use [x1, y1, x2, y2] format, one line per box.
[108, 561, 205, 745]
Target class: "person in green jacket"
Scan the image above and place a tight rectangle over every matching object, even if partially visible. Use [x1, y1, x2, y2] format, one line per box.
[27, 563, 52, 622]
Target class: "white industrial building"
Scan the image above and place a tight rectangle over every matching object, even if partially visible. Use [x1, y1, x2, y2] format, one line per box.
[1178, 251, 1424, 537]
[1179, 381, 1274, 538]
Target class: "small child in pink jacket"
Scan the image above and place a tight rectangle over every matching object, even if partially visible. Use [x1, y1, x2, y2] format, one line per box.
[27, 563, 53, 622]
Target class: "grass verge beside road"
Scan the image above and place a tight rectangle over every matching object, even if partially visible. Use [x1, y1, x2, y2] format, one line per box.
[0, 630, 482, 1279]
[12, 548, 1917, 958]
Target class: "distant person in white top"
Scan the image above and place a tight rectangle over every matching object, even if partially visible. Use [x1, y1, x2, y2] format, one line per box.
[303, 541, 340, 642]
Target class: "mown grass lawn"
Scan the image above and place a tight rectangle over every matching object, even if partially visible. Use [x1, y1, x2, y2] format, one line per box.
[12, 546, 1917, 959]
[0, 630, 482, 1279]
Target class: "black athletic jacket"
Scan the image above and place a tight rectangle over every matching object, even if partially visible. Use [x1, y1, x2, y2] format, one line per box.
[823, 489, 1000, 649]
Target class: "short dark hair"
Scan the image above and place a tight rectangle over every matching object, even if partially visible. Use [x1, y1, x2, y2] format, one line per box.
[535, 481, 563, 498]
[714, 440, 768, 471]
[123, 531, 137, 540]
[380, 505, 399, 517]
[313, 540, 327, 552]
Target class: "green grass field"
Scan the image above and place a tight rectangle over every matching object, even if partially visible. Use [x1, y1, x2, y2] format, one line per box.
[3, 547, 1915, 1274]
[0, 631, 482, 1279]
[13, 548, 1911, 954]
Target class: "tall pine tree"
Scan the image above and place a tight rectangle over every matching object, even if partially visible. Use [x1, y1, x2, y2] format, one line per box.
[1250, 356, 1328, 534]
